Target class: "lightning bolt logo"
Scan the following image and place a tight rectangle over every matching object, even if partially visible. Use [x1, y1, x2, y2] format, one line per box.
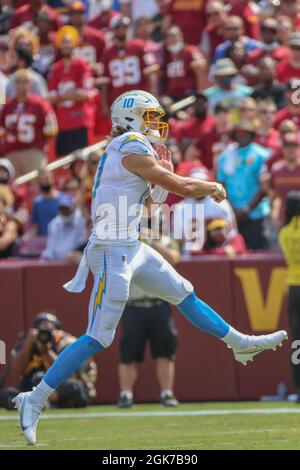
[120, 134, 146, 148]
[93, 254, 107, 317]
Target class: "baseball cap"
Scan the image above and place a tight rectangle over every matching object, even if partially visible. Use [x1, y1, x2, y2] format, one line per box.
[58, 192, 75, 208]
[0, 159, 15, 180]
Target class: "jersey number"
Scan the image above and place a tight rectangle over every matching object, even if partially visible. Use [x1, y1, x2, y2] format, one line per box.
[109, 56, 141, 87]
[5, 114, 36, 143]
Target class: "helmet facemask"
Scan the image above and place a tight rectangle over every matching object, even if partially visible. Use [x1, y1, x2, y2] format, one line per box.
[136, 108, 169, 143]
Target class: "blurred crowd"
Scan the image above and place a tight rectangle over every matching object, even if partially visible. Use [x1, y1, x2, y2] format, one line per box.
[1, 0, 300, 259]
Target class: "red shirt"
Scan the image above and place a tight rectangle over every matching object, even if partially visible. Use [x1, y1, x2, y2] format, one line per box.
[254, 129, 281, 156]
[88, 11, 119, 32]
[0, 94, 57, 153]
[270, 160, 300, 222]
[166, 0, 207, 45]
[194, 124, 232, 170]
[275, 107, 300, 130]
[230, 1, 260, 40]
[48, 57, 94, 131]
[247, 46, 290, 66]
[10, 4, 62, 31]
[73, 26, 106, 65]
[276, 59, 300, 84]
[170, 115, 215, 147]
[164, 46, 203, 99]
[102, 40, 158, 104]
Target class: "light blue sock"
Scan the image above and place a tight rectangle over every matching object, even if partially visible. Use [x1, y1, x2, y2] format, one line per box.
[43, 334, 104, 389]
[177, 291, 230, 338]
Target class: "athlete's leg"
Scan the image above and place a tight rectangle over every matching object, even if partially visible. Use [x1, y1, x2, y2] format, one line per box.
[132, 242, 287, 363]
[14, 244, 132, 445]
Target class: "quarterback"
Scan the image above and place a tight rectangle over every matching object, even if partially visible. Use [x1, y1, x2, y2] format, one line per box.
[14, 91, 287, 445]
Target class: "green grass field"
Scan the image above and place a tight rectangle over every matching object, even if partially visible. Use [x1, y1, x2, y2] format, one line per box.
[1, 402, 300, 450]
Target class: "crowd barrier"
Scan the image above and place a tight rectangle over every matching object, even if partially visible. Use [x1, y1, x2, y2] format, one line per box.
[0, 254, 292, 403]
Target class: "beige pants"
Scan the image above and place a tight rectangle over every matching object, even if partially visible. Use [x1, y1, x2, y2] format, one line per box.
[4, 149, 47, 178]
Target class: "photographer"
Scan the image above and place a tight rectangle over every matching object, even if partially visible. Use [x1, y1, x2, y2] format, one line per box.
[0, 312, 97, 409]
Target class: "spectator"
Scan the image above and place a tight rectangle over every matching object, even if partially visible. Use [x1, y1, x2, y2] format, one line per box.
[0, 69, 58, 177]
[7, 45, 48, 99]
[35, 11, 57, 78]
[238, 97, 258, 128]
[30, 172, 59, 237]
[48, 26, 94, 157]
[229, 0, 260, 40]
[42, 192, 87, 260]
[0, 1, 13, 36]
[120, 0, 159, 22]
[163, 26, 207, 100]
[170, 93, 215, 155]
[279, 191, 300, 403]
[163, 0, 208, 46]
[0, 195, 18, 259]
[247, 18, 290, 67]
[185, 102, 233, 170]
[0, 158, 29, 226]
[251, 57, 286, 110]
[101, 15, 159, 112]
[10, 0, 62, 32]
[217, 122, 271, 250]
[200, 1, 227, 61]
[254, 100, 281, 156]
[0, 312, 97, 409]
[212, 16, 261, 65]
[268, 133, 300, 228]
[68, 1, 106, 74]
[203, 217, 247, 256]
[69, 152, 87, 185]
[204, 58, 253, 118]
[278, 0, 300, 29]
[276, 32, 300, 84]
[0, 40, 10, 76]
[118, 236, 180, 408]
[267, 119, 298, 169]
[277, 15, 294, 47]
[134, 16, 163, 62]
[88, 0, 118, 32]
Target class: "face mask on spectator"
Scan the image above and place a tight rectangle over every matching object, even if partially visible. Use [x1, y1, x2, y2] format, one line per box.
[217, 77, 234, 88]
[167, 42, 184, 54]
[40, 184, 52, 193]
[263, 41, 279, 52]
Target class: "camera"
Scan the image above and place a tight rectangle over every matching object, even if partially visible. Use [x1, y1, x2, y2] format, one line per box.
[36, 329, 53, 345]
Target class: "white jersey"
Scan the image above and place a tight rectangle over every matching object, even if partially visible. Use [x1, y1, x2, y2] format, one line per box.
[90, 131, 157, 245]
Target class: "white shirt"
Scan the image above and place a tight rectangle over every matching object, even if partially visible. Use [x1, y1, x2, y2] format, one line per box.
[42, 209, 86, 260]
[120, 0, 159, 21]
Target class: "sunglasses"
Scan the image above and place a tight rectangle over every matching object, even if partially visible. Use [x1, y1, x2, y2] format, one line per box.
[207, 11, 220, 17]
[240, 107, 256, 112]
[259, 109, 275, 114]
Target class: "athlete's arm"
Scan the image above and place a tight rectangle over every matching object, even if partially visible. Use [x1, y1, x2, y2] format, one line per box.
[122, 145, 226, 202]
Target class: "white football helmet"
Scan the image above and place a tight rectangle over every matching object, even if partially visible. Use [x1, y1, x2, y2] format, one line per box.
[111, 90, 169, 143]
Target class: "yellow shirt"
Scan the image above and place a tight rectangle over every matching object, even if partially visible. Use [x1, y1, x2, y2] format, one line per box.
[279, 217, 300, 285]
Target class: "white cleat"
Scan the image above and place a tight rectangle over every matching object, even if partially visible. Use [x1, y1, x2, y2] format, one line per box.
[12, 392, 41, 445]
[231, 330, 288, 366]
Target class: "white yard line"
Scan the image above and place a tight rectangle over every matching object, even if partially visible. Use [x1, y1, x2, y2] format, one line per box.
[1, 407, 300, 421]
